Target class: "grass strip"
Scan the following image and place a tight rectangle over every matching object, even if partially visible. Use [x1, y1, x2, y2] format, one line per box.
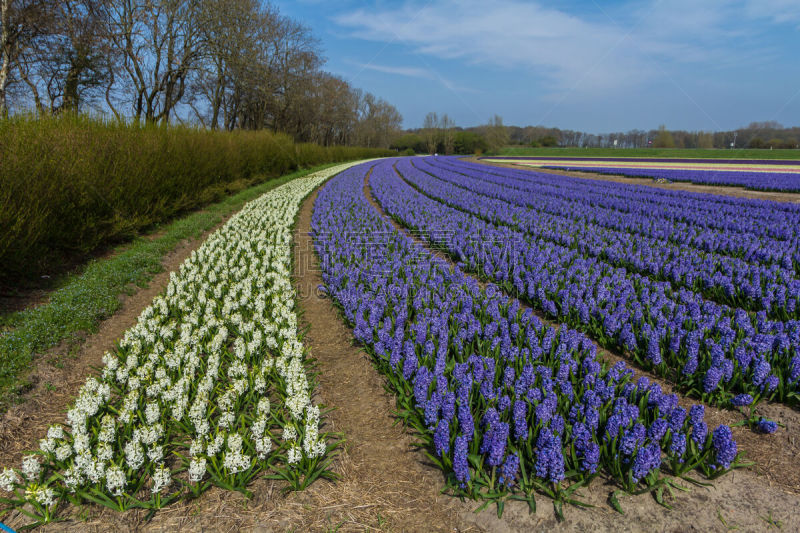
[0, 163, 340, 411]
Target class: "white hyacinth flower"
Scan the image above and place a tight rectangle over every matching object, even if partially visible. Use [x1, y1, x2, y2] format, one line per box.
[46, 425, 65, 441]
[105, 465, 126, 496]
[188, 457, 207, 483]
[151, 463, 171, 494]
[148, 445, 164, 463]
[145, 402, 160, 425]
[124, 441, 145, 470]
[55, 443, 73, 462]
[254, 437, 272, 460]
[287, 444, 302, 465]
[21, 456, 41, 480]
[282, 425, 297, 442]
[0, 468, 19, 492]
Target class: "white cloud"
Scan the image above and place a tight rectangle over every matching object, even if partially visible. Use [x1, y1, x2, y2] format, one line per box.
[337, 1, 635, 92]
[333, 0, 786, 95]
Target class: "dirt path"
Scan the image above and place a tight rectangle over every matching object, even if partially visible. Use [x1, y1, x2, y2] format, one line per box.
[358, 165, 800, 532]
[470, 157, 800, 204]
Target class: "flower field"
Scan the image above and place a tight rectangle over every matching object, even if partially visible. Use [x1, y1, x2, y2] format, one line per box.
[0, 162, 364, 526]
[312, 160, 745, 515]
[484, 157, 800, 191]
[372, 158, 800, 410]
[5, 154, 800, 527]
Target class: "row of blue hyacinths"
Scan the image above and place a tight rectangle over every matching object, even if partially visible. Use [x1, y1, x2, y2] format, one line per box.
[374, 156, 798, 410]
[311, 161, 744, 518]
[412, 156, 800, 320]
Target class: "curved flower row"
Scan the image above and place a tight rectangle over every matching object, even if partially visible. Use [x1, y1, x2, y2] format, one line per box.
[368, 159, 800, 407]
[401, 158, 800, 319]
[439, 158, 800, 240]
[429, 157, 800, 265]
[312, 161, 739, 514]
[0, 163, 361, 525]
[543, 165, 800, 192]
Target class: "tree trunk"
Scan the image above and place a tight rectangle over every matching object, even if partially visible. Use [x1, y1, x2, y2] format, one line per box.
[0, 0, 11, 116]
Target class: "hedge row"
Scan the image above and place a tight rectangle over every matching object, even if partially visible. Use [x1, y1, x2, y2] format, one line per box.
[0, 115, 392, 281]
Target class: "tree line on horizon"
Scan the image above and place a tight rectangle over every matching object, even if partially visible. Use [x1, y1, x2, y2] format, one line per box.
[393, 117, 800, 154]
[0, 0, 403, 148]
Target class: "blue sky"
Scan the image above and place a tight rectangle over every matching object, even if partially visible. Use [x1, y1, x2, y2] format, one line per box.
[273, 0, 800, 132]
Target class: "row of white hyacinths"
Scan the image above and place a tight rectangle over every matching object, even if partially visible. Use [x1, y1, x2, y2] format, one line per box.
[0, 162, 364, 526]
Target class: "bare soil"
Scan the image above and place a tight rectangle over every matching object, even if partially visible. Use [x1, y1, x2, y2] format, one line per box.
[471, 157, 800, 204]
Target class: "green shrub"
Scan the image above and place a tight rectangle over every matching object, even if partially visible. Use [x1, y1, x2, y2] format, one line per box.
[0, 115, 391, 281]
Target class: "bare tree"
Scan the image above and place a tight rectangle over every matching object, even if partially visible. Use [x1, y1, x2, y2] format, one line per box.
[0, 0, 49, 114]
[191, 0, 261, 129]
[422, 111, 438, 154]
[483, 114, 509, 154]
[440, 113, 455, 155]
[353, 92, 401, 148]
[105, 0, 202, 123]
[12, 0, 112, 114]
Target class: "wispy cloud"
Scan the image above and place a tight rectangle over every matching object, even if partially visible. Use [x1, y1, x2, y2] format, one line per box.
[352, 61, 481, 93]
[334, 0, 783, 95]
[744, 0, 800, 27]
[355, 63, 432, 78]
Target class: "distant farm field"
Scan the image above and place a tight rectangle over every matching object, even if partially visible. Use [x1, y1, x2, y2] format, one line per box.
[484, 155, 800, 191]
[498, 146, 800, 159]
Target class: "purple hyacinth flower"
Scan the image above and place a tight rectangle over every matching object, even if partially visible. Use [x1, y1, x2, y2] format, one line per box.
[711, 425, 737, 469]
[499, 453, 520, 488]
[632, 443, 662, 483]
[756, 418, 778, 434]
[670, 432, 687, 463]
[453, 434, 471, 486]
[731, 393, 753, 407]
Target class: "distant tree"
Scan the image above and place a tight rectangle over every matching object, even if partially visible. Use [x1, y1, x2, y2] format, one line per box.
[352, 92, 402, 148]
[483, 114, 509, 154]
[453, 130, 487, 154]
[748, 120, 783, 130]
[422, 111, 438, 154]
[440, 113, 455, 154]
[748, 137, 765, 149]
[697, 131, 714, 149]
[767, 137, 797, 150]
[653, 124, 675, 148]
[392, 132, 425, 153]
[537, 135, 558, 147]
